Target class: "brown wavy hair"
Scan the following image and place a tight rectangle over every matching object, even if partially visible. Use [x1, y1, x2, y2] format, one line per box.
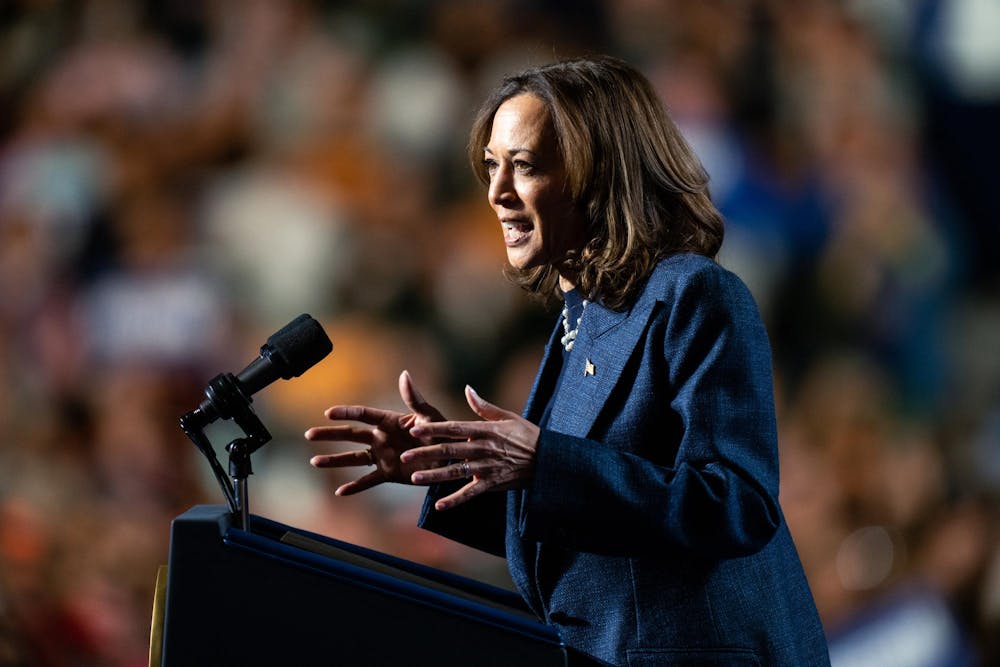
[468, 56, 724, 310]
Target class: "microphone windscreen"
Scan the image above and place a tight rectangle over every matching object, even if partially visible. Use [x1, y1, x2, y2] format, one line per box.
[262, 314, 333, 378]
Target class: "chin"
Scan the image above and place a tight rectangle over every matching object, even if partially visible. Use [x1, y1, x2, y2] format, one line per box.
[506, 247, 544, 272]
[506, 257, 541, 273]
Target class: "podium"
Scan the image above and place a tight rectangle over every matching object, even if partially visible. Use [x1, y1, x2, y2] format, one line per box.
[155, 505, 591, 666]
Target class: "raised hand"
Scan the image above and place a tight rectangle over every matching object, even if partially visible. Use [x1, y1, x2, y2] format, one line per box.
[305, 370, 447, 496]
[401, 385, 540, 510]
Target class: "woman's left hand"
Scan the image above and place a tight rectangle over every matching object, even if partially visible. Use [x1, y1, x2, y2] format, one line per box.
[403, 385, 539, 510]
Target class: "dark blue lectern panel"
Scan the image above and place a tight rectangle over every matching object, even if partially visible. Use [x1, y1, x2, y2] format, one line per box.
[160, 505, 577, 666]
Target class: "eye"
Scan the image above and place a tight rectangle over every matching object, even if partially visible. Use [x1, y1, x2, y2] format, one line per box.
[482, 158, 498, 177]
[513, 160, 534, 174]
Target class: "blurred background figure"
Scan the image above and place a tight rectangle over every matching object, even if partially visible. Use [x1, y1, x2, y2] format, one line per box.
[0, 1, 997, 665]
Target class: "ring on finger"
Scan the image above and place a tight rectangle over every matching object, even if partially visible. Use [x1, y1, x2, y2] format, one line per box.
[460, 461, 471, 478]
[366, 448, 375, 466]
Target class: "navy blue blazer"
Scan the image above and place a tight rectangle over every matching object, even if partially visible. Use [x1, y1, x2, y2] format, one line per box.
[420, 254, 831, 666]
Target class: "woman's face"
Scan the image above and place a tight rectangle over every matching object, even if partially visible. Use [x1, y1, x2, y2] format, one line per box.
[484, 94, 588, 287]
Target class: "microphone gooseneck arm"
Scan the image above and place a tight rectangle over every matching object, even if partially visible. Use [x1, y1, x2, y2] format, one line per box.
[180, 372, 273, 530]
[180, 408, 238, 514]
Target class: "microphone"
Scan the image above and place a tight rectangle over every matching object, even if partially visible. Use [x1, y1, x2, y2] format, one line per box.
[233, 314, 333, 396]
[188, 314, 333, 427]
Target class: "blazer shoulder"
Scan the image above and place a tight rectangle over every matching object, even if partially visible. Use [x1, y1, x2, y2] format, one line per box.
[643, 253, 751, 305]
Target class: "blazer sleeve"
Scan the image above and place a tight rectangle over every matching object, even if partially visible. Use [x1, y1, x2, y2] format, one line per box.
[416, 480, 508, 558]
[518, 263, 782, 559]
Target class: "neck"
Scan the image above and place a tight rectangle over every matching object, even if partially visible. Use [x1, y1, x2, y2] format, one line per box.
[558, 274, 575, 292]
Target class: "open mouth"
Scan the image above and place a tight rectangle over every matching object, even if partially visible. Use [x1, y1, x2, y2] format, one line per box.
[502, 220, 533, 245]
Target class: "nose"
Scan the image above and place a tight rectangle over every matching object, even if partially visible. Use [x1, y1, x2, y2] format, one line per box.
[488, 164, 516, 209]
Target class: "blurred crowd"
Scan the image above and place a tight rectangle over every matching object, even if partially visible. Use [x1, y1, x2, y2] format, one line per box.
[0, 1, 998, 665]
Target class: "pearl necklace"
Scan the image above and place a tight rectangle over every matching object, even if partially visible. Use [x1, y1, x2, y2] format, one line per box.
[560, 298, 589, 351]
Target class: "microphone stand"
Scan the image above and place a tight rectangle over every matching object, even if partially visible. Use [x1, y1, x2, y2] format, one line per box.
[180, 373, 272, 532]
[179, 411, 238, 514]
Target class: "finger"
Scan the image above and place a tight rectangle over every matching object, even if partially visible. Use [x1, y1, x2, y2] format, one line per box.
[310, 450, 373, 468]
[335, 470, 384, 496]
[305, 425, 377, 444]
[465, 385, 519, 422]
[324, 405, 397, 424]
[399, 370, 445, 421]
[400, 439, 491, 466]
[434, 479, 488, 511]
[408, 420, 492, 441]
[410, 459, 476, 485]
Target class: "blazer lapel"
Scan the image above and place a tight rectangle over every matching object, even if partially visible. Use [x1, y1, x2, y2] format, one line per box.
[546, 299, 656, 438]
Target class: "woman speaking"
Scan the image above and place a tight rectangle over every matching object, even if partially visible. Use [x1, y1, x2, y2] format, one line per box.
[305, 56, 830, 666]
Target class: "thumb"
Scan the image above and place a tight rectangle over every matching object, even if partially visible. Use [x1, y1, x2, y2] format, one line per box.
[465, 385, 518, 422]
[399, 370, 445, 421]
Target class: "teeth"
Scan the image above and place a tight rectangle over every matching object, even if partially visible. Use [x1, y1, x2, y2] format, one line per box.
[502, 220, 532, 244]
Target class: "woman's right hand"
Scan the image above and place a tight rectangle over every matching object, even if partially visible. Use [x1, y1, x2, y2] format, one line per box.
[305, 370, 447, 496]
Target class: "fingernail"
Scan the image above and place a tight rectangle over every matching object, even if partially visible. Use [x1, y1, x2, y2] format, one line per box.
[435, 500, 449, 511]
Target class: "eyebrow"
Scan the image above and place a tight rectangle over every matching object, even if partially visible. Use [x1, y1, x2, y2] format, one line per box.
[484, 146, 539, 157]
